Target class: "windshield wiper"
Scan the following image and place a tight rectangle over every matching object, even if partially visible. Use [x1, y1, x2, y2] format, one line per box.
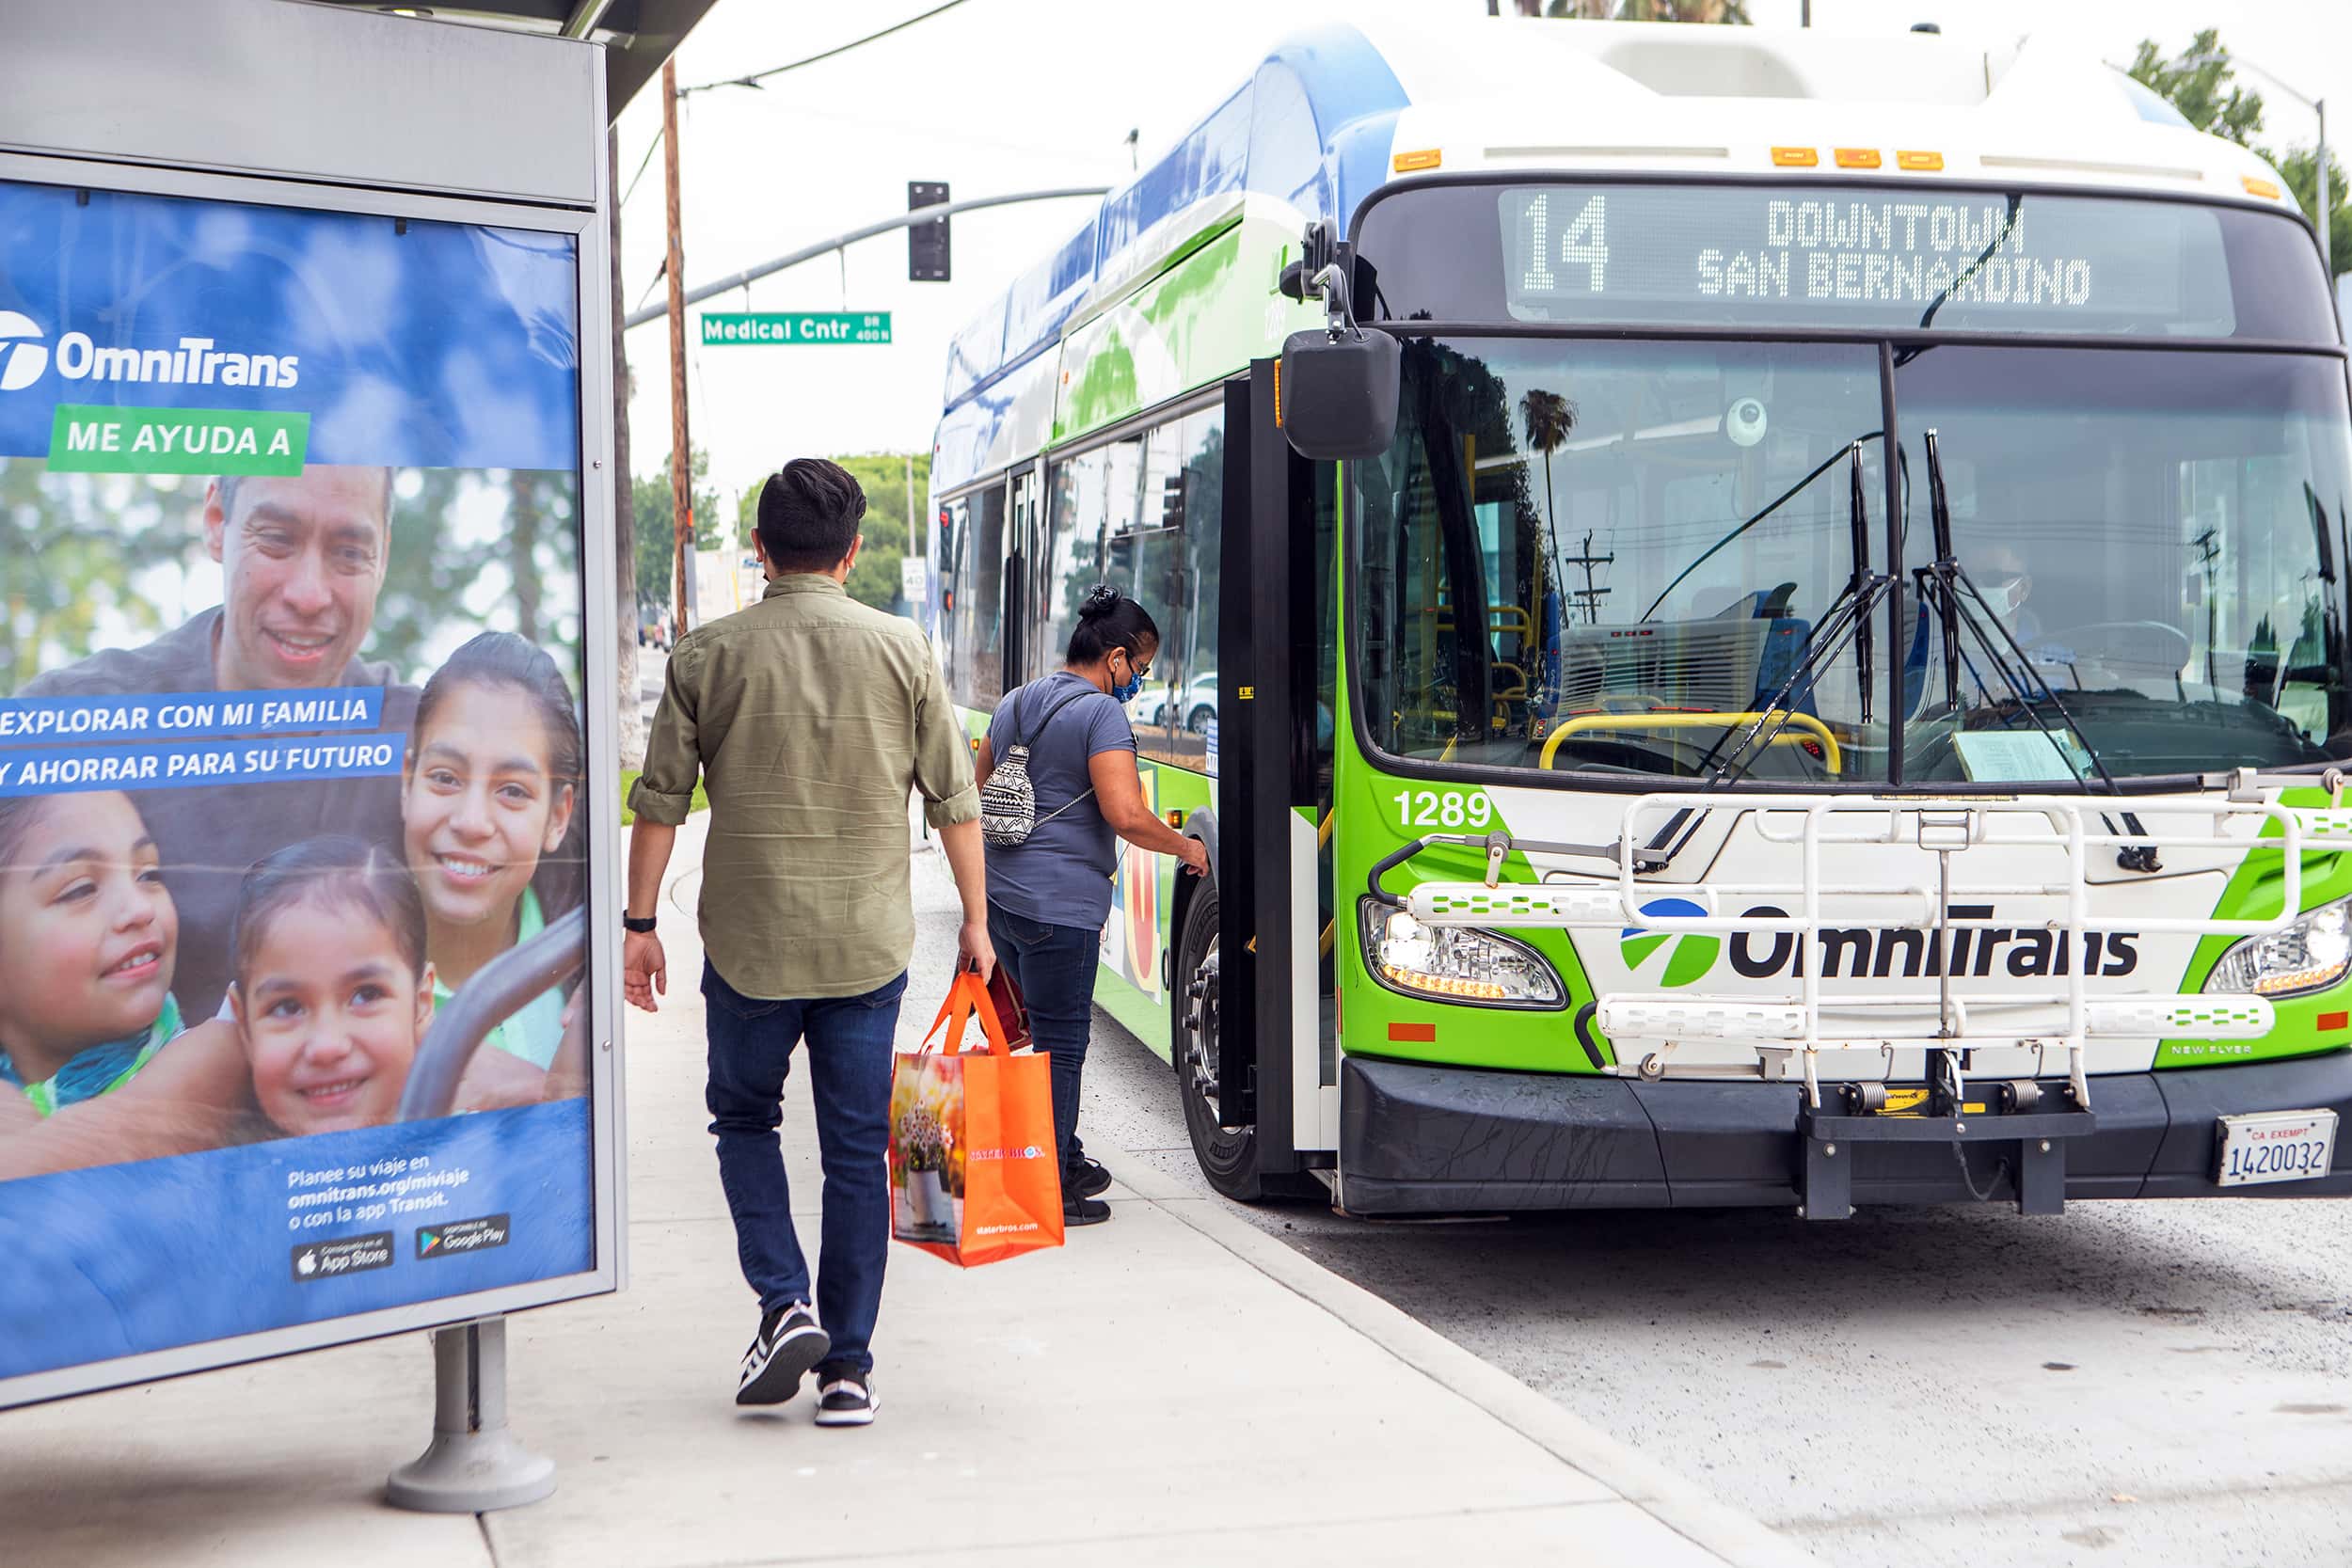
[1916, 428, 2122, 797]
[1915, 434, 2167, 867]
[1642, 445, 1893, 866]
[1639, 432, 1883, 624]
[1703, 443, 1895, 786]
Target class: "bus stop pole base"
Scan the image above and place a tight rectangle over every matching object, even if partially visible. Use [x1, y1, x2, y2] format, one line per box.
[387, 1317, 556, 1513]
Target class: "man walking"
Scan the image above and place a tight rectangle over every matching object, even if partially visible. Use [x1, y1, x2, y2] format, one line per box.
[623, 458, 993, 1428]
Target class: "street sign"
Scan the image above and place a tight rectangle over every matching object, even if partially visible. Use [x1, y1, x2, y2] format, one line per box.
[900, 557, 930, 604]
[699, 310, 891, 345]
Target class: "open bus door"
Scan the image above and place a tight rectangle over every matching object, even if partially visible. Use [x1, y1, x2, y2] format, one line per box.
[1176, 360, 1333, 1199]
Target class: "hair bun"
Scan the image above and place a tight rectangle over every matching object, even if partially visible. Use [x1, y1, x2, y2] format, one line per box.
[1079, 584, 1122, 621]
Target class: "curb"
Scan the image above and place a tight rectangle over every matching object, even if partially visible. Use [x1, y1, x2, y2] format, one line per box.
[1101, 1150, 1819, 1568]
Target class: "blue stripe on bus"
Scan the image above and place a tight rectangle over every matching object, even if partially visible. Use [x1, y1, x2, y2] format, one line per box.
[936, 23, 1409, 428]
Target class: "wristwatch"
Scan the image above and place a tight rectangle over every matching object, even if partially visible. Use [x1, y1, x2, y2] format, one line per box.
[622, 913, 658, 933]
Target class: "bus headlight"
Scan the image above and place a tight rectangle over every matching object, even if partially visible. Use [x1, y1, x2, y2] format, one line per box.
[1360, 901, 1566, 1009]
[2205, 895, 2352, 999]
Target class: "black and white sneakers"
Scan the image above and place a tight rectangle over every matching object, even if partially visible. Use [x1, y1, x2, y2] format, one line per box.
[737, 1307, 877, 1425]
[812, 1371, 879, 1427]
[736, 1302, 830, 1406]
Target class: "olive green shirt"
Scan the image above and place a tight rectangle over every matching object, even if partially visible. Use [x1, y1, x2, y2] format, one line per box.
[627, 574, 979, 999]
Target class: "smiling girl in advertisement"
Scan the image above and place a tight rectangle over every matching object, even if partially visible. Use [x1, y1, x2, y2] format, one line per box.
[0, 790, 187, 1113]
[401, 632, 583, 1089]
[228, 834, 435, 1136]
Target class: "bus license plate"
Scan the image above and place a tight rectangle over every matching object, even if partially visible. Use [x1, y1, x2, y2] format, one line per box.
[2215, 1110, 2339, 1188]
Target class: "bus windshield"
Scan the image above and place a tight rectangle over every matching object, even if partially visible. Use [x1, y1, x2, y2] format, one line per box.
[1354, 336, 2352, 784]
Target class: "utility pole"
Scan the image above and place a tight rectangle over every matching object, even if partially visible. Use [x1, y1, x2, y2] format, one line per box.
[1563, 530, 1614, 626]
[2324, 98, 2333, 278]
[903, 452, 916, 608]
[660, 57, 694, 640]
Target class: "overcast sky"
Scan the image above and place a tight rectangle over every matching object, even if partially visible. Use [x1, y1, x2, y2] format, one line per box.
[612, 0, 2352, 509]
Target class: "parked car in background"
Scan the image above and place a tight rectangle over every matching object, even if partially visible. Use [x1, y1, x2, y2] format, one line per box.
[1129, 671, 1216, 733]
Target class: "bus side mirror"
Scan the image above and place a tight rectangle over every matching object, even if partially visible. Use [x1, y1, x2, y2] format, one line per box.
[1279, 327, 1400, 463]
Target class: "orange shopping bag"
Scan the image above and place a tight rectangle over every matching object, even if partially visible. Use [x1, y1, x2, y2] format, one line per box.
[889, 970, 1066, 1266]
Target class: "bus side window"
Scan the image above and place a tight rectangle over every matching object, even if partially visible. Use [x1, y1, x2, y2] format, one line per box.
[1177, 406, 1225, 763]
[1043, 447, 1111, 673]
[961, 485, 1007, 709]
[940, 498, 968, 698]
[1105, 409, 1227, 768]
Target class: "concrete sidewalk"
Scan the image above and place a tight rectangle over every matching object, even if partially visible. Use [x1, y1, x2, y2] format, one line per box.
[0, 816, 1812, 1568]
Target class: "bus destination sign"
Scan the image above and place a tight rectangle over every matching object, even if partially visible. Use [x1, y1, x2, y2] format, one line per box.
[1498, 185, 2233, 332]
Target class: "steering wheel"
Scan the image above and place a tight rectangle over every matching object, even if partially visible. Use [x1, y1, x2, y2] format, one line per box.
[2033, 621, 2193, 678]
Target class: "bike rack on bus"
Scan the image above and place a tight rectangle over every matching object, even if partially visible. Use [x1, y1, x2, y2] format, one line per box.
[1368, 792, 2352, 1215]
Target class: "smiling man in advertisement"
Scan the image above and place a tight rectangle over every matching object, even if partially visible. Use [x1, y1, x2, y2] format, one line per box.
[19, 466, 419, 1028]
[0, 174, 602, 1393]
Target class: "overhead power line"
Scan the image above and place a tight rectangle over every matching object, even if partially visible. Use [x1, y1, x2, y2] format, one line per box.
[619, 130, 664, 208]
[621, 186, 1110, 331]
[677, 0, 974, 98]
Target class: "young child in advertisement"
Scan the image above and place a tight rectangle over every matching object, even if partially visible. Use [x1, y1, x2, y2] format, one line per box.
[228, 835, 437, 1138]
[0, 790, 187, 1114]
[402, 631, 584, 1083]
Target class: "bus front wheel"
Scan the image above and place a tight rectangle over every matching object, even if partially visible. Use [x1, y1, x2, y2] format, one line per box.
[1174, 878, 1314, 1203]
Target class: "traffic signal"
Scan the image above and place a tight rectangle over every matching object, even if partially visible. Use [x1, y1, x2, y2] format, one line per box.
[909, 182, 949, 282]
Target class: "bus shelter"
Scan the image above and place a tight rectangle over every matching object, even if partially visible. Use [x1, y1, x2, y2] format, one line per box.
[0, 0, 704, 1503]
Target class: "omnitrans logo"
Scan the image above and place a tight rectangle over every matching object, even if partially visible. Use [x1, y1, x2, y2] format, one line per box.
[0, 312, 45, 392]
[0, 313, 300, 392]
[1725, 903, 2139, 981]
[1621, 898, 1720, 989]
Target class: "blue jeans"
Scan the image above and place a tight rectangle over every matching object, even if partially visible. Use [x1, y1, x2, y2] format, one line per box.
[702, 960, 906, 1376]
[985, 903, 1099, 1178]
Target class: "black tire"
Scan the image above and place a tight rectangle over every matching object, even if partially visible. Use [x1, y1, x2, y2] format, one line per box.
[1173, 879, 1319, 1203]
[1185, 703, 1215, 735]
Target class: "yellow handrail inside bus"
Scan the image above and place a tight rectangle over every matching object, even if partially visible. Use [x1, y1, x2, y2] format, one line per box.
[1539, 710, 1844, 774]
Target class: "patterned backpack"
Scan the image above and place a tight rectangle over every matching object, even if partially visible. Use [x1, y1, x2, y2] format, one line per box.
[980, 684, 1102, 847]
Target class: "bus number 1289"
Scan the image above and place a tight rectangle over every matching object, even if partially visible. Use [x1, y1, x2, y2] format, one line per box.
[1393, 789, 1494, 831]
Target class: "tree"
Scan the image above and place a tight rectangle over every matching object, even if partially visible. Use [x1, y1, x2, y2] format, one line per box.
[729, 453, 932, 614]
[2275, 145, 2352, 280]
[632, 446, 722, 615]
[0, 467, 190, 689]
[2127, 32, 2265, 148]
[2131, 31, 2347, 276]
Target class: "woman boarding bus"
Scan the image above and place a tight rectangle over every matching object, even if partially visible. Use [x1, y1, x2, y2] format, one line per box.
[975, 587, 1207, 1226]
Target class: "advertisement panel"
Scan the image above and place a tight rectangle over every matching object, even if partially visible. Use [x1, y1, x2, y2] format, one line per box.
[0, 173, 607, 1400]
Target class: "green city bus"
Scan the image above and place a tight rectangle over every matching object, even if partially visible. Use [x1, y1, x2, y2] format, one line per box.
[929, 16, 2352, 1217]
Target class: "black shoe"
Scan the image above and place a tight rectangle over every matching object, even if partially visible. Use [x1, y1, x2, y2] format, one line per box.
[1063, 1193, 1112, 1227]
[736, 1302, 829, 1406]
[1063, 1153, 1112, 1199]
[812, 1370, 879, 1427]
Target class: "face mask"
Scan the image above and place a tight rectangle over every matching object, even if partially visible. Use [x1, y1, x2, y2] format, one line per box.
[1110, 654, 1146, 705]
[1979, 572, 2029, 619]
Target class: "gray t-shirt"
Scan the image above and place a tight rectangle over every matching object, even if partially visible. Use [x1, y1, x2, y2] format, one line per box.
[984, 672, 1135, 930]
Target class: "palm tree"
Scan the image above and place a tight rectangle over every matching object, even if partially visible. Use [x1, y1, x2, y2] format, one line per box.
[1519, 388, 1576, 565]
